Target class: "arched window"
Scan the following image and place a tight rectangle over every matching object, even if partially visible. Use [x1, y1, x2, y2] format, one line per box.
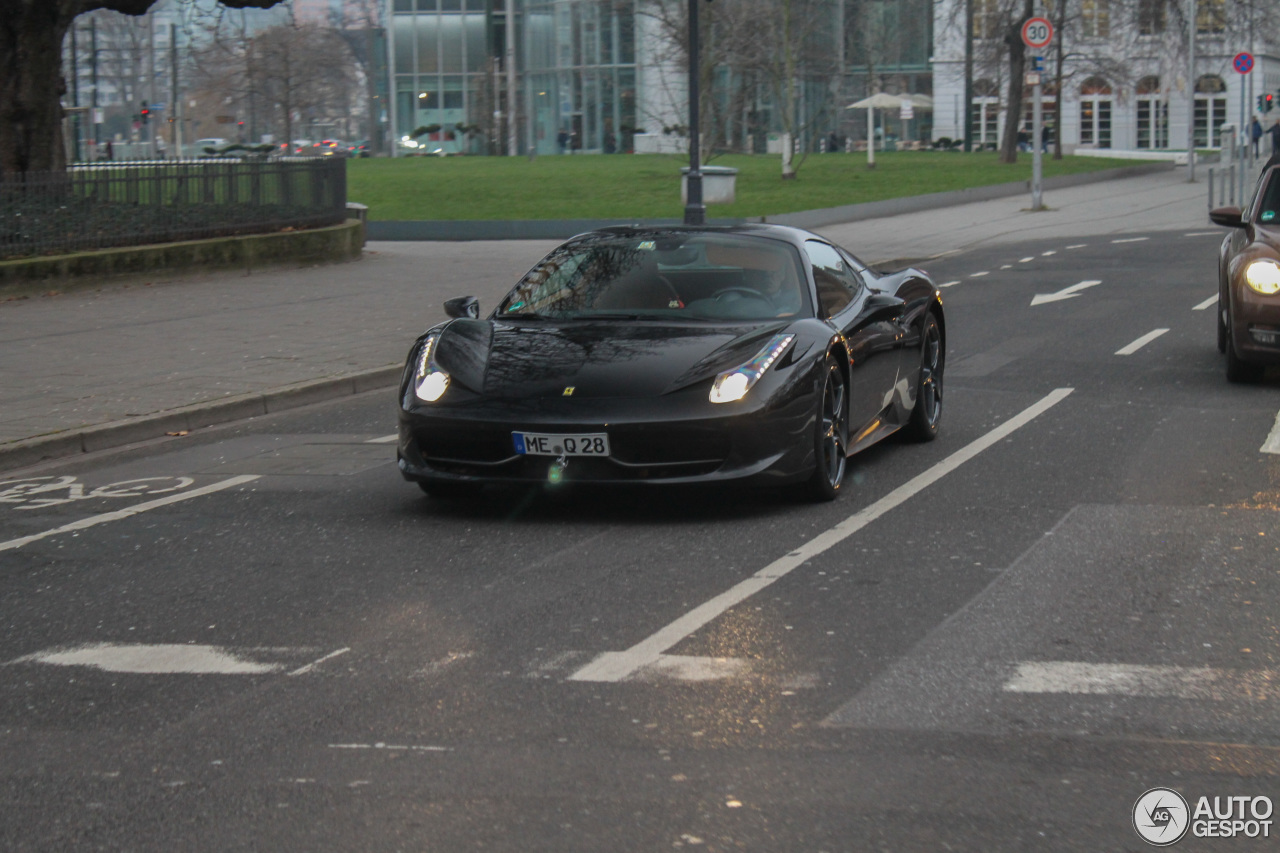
[1135, 76, 1167, 149]
[1195, 75, 1228, 147]
[1079, 77, 1112, 147]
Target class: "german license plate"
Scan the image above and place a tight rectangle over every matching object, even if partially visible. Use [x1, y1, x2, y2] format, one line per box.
[513, 432, 610, 457]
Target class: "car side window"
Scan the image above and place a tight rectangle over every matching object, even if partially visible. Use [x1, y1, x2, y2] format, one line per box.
[1256, 173, 1280, 224]
[804, 240, 863, 317]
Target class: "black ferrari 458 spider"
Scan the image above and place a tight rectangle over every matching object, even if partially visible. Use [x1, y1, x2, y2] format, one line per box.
[397, 224, 944, 501]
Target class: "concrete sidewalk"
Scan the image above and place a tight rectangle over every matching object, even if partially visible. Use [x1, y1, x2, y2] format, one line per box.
[0, 164, 1227, 472]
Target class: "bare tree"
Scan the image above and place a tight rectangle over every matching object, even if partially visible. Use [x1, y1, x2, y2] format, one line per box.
[1, 0, 283, 175]
[328, 0, 384, 152]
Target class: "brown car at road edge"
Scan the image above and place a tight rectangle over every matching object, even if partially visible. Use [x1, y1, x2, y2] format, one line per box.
[1211, 156, 1280, 383]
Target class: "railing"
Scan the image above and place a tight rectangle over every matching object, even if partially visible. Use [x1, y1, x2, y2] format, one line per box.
[0, 158, 347, 259]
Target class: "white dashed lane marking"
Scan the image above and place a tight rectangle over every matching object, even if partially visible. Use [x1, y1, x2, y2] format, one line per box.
[367, 434, 399, 444]
[1111, 237, 1149, 244]
[1019, 257, 1035, 263]
[1066, 244, 1087, 249]
[939, 280, 960, 288]
[1004, 661, 1280, 701]
[1115, 328, 1169, 355]
[969, 271, 989, 278]
[1193, 295, 1218, 311]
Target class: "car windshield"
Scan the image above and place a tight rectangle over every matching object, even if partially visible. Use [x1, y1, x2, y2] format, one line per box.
[497, 233, 811, 322]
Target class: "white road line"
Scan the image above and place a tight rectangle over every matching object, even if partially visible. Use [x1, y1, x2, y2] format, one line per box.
[1262, 410, 1280, 455]
[1004, 661, 1279, 701]
[0, 475, 260, 554]
[1000, 264, 1012, 269]
[1018, 257, 1035, 263]
[1115, 328, 1169, 355]
[938, 280, 960, 288]
[289, 647, 351, 676]
[969, 271, 989, 278]
[1111, 237, 1149, 244]
[1184, 231, 1221, 237]
[569, 388, 1075, 683]
[1192, 295, 1218, 311]
[366, 434, 399, 444]
[1041, 250, 1057, 256]
[328, 743, 452, 752]
[6, 643, 288, 675]
[1066, 244, 1087, 249]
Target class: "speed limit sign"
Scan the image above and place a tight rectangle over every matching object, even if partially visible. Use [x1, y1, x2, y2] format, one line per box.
[1021, 17, 1053, 49]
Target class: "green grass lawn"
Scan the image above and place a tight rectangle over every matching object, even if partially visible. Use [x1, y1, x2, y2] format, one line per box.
[347, 151, 1142, 221]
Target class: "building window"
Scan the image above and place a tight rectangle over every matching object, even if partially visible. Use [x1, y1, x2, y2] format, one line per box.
[1197, 0, 1225, 34]
[1081, 0, 1110, 38]
[1135, 76, 1167, 149]
[974, 0, 1000, 40]
[1079, 77, 1112, 148]
[1195, 75, 1227, 147]
[1137, 0, 1166, 35]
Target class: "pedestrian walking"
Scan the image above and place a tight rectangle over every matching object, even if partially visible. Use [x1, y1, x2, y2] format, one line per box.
[1251, 117, 1263, 157]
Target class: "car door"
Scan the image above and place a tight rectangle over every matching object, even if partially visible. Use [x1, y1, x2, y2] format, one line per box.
[802, 240, 906, 444]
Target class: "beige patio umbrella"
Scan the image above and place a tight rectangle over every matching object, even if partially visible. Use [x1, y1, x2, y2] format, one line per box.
[845, 92, 908, 168]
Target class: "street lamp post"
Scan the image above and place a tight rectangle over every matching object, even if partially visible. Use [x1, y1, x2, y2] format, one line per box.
[684, 0, 704, 225]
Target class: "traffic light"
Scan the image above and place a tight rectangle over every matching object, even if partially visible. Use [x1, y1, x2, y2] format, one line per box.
[139, 101, 150, 125]
[1267, 93, 1275, 113]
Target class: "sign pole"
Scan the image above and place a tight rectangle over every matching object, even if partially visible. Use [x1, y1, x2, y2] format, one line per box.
[1021, 16, 1053, 212]
[1032, 73, 1043, 211]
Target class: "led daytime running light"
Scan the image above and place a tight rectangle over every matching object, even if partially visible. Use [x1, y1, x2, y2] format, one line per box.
[413, 334, 451, 402]
[1245, 260, 1280, 295]
[709, 334, 795, 404]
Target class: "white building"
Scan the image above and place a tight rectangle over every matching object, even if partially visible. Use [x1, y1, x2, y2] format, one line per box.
[932, 0, 1280, 154]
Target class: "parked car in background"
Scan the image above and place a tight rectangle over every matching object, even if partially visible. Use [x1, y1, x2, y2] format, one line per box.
[194, 138, 229, 157]
[346, 139, 371, 158]
[314, 139, 349, 157]
[1210, 154, 1280, 382]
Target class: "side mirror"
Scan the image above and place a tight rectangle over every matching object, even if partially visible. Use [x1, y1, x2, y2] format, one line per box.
[1209, 206, 1246, 228]
[444, 296, 480, 319]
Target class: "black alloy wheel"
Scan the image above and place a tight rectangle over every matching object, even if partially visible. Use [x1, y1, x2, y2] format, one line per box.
[807, 356, 848, 502]
[904, 311, 944, 441]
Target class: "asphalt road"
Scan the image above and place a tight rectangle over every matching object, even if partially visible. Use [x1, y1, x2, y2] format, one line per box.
[2, 229, 1279, 852]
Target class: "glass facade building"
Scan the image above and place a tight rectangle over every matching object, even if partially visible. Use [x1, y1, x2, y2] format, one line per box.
[389, 0, 639, 155]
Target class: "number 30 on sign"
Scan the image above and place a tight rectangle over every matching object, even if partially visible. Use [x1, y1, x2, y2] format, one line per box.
[1022, 17, 1053, 49]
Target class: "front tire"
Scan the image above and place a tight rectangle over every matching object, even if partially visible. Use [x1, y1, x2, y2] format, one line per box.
[903, 311, 944, 441]
[806, 357, 848, 502]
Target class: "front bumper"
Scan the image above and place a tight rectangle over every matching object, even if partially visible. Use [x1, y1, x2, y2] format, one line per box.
[397, 391, 817, 488]
[1230, 282, 1280, 365]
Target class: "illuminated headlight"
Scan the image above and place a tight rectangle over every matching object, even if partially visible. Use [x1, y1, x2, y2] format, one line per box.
[413, 334, 451, 402]
[1245, 260, 1280, 295]
[709, 334, 795, 404]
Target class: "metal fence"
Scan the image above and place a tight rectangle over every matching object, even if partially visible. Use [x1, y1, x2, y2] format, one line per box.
[0, 158, 347, 259]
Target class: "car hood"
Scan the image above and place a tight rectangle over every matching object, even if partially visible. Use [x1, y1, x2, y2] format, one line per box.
[432, 318, 792, 399]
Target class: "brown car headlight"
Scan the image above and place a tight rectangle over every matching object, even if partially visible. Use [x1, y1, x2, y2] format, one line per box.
[1245, 260, 1280, 295]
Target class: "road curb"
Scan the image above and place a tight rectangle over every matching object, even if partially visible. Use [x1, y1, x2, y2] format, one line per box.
[0, 365, 403, 474]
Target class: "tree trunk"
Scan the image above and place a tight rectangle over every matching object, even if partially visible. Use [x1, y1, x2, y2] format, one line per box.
[0, 3, 73, 176]
[998, 1, 1034, 165]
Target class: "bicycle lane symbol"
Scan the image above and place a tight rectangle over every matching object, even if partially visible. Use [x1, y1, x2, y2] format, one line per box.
[0, 476, 197, 511]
